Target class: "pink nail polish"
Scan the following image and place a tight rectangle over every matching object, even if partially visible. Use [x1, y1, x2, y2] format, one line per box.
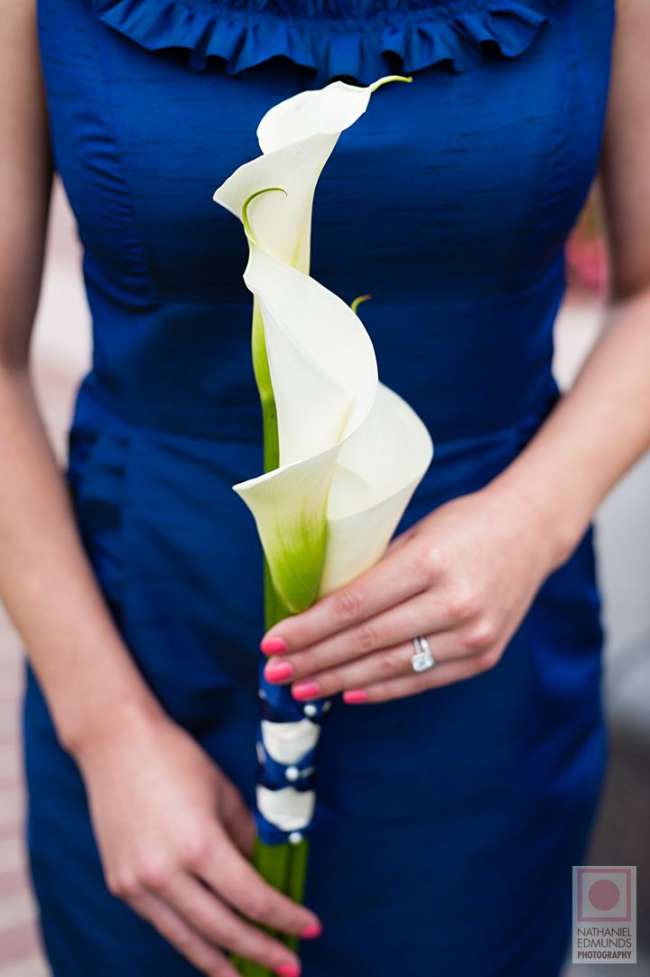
[343, 689, 368, 704]
[261, 636, 289, 655]
[300, 921, 323, 939]
[264, 660, 294, 683]
[292, 681, 321, 701]
[276, 964, 301, 977]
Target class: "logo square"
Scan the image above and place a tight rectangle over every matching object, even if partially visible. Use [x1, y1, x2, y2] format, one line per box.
[576, 867, 632, 923]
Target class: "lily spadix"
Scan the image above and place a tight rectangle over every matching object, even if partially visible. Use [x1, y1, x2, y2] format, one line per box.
[213, 75, 412, 272]
[235, 189, 433, 614]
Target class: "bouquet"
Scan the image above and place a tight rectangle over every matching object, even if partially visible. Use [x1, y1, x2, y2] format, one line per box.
[213, 75, 433, 976]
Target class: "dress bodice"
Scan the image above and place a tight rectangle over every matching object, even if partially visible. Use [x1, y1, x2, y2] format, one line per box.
[39, 0, 615, 443]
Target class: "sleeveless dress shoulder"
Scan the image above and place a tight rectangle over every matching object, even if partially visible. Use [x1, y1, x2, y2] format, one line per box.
[27, 0, 616, 974]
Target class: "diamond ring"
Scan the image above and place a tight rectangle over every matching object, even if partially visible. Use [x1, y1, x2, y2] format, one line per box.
[411, 635, 436, 673]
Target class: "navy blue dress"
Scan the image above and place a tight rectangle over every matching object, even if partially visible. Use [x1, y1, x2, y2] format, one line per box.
[24, 0, 615, 974]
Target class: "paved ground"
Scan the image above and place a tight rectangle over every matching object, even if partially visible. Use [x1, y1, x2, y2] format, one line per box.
[0, 185, 648, 974]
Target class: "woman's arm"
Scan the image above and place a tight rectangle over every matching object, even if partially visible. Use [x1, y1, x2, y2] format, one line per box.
[495, 0, 650, 558]
[0, 6, 319, 974]
[0, 0, 161, 758]
[258, 0, 650, 703]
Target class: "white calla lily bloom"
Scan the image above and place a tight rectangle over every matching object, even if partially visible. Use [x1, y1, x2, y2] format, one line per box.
[233, 231, 433, 612]
[213, 74, 433, 613]
[213, 76, 411, 272]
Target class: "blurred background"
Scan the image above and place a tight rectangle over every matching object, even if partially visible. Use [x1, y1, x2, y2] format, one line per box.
[0, 181, 648, 975]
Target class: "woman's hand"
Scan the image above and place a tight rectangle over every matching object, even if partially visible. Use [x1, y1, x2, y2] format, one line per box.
[74, 709, 321, 977]
[261, 484, 566, 705]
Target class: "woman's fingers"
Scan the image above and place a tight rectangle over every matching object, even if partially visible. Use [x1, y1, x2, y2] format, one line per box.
[264, 589, 475, 687]
[156, 873, 302, 976]
[282, 630, 484, 700]
[129, 888, 239, 977]
[119, 823, 316, 975]
[343, 647, 502, 704]
[110, 820, 314, 976]
[261, 533, 433, 653]
[198, 827, 320, 939]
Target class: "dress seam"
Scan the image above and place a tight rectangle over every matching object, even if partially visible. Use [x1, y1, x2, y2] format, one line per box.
[86, 1, 162, 308]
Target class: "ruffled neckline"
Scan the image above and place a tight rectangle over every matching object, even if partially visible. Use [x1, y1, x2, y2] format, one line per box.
[92, 0, 564, 84]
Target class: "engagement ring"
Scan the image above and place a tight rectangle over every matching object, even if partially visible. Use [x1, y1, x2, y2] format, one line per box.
[411, 636, 436, 673]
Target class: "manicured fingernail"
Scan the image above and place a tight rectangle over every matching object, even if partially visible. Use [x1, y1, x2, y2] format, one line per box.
[301, 921, 323, 939]
[292, 681, 321, 701]
[276, 964, 301, 977]
[261, 636, 288, 655]
[343, 689, 368, 704]
[264, 660, 295, 683]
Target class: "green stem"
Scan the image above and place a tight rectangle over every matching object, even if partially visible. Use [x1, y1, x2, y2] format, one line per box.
[231, 841, 308, 975]
[286, 838, 310, 944]
[251, 298, 279, 475]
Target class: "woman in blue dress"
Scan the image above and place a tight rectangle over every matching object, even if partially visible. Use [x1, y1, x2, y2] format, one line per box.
[1, 0, 648, 974]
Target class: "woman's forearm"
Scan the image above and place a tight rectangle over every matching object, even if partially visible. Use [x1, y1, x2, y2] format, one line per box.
[0, 364, 165, 755]
[490, 284, 650, 567]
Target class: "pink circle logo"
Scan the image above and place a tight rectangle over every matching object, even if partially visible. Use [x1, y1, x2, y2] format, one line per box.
[588, 879, 621, 912]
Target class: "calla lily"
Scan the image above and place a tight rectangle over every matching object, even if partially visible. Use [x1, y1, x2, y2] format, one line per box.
[213, 75, 411, 272]
[212, 80, 429, 969]
[235, 226, 433, 612]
